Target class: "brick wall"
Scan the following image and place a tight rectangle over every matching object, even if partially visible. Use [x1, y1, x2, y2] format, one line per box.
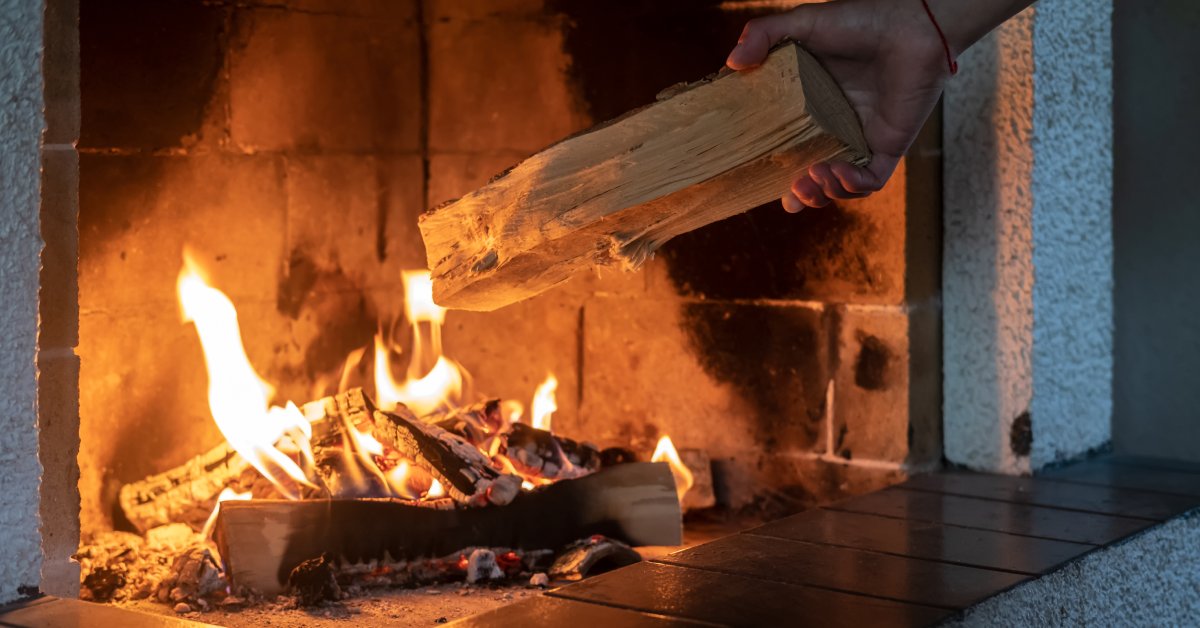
[77, 0, 941, 532]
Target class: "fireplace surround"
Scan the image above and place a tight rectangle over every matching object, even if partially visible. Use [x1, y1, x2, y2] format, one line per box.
[2, 0, 1147, 623]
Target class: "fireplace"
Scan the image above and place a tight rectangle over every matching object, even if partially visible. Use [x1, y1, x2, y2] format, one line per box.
[15, 0, 944, 622]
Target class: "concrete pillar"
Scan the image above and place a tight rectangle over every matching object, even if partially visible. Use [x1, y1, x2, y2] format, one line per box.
[944, 0, 1113, 473]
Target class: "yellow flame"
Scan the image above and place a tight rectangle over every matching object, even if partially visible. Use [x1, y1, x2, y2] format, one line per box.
[201, 487, 252, 538]
[178, 255, 315, 498]
[372, 270, 467, 416]
[374, 334, 464, 417]
[427, 478, 446, 498]
[651, 435, 694, 502]
[530, 374, 558, 432]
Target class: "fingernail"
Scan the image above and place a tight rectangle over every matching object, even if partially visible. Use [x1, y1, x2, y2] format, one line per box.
[782, 194, 804, 213]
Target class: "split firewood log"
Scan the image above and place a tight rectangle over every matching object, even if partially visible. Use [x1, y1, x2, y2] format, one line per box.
[420, 41, 869, 311]
[119, 442, 249, 533]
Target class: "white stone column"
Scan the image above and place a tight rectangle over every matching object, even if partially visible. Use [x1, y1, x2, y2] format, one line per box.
[944, 0, 1112, 473]
[0, 0, 47, 604]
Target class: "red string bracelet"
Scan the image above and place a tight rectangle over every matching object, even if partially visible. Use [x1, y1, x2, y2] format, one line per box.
[920, 0, 958, 75]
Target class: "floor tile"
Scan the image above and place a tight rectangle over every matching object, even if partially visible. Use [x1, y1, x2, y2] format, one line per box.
[831, 487, 1153, 545]
[902, 471, 1200, 521]
[452, 594, 709, 627]
[1041, 459, 1200, 497]
[750, 508, 1093, 575]
[0, 596, 215, 628]
[655, 533, 1026, 610]
[550, 561, 952, 628]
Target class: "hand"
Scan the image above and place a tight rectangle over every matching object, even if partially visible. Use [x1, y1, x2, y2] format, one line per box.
[728, 0, 953, 211]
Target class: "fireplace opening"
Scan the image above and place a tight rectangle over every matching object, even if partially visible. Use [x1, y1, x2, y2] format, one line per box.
[72, 0, 940, 622]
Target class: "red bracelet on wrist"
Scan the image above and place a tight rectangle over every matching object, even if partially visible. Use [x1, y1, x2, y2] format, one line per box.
[920, 0, 958, 76]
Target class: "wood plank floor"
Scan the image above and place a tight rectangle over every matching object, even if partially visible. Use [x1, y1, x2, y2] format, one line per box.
[455, 454, 1200, 627]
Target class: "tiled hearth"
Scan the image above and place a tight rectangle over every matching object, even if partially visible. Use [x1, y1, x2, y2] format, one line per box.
[458, 454, 1200, 627]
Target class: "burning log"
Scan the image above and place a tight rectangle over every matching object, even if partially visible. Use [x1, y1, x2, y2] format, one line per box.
[419, 41, 870, 311]
[502, 423, 601, 481]
[214, 461, 681, 594]
[371, 398, 522, 506]
[119, 441, 249, 533]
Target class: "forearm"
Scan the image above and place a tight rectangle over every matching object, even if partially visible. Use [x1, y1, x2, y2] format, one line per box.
[927, 0, 1037, 56]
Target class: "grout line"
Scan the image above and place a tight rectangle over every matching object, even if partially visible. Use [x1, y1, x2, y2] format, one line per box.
[820, 503, 1107, 547]
[893, 484, 1167, 523]
[646, 557, 964, 613]
[543, 591, 726, 627]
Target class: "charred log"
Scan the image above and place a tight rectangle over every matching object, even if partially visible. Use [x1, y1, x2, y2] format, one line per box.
[214, 462, 681, 594]
[118, 442, 249, 533]
[501, 423, 600, 481]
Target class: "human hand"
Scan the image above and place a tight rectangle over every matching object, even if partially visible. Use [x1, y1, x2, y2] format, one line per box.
[728, 0, 953, 211]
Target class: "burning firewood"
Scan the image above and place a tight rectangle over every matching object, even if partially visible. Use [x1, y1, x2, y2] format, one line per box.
[370, 398, 522, 506]
[501, 423, 601, 482]
[419, 41, 869, 311]
[118, 441, 249, 533]
[214, 461, 681, 594]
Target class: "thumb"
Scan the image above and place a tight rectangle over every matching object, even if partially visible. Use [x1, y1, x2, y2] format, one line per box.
[726, 9, 817, 70]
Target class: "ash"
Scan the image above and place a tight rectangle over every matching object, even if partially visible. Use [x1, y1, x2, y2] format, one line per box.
[78, 523, 626, 621]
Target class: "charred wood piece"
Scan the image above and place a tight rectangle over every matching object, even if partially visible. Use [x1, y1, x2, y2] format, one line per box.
[371, 398, 521, 506]
[288, 554, 341, 606]
[119, 441, 249, 533]
[599, 447, 639, 468]
[432, 399, 505, 445]
[549, 536, 642, 581]
[502, 423, 600, 481]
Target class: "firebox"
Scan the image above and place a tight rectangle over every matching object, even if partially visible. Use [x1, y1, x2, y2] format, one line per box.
[68, 0, 940, 622]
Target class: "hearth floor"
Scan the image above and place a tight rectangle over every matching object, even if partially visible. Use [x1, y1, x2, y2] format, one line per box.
[459, 454, 1200, 627]
[5, 454, 1196, 627]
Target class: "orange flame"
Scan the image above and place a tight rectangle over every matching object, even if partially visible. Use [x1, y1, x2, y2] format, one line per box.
[651, 435, 694, 502]
[201, 487, 252, 539]
[373, 270, 466, 416]
[530, 374, 558, 432]
[178, 255, 316, 498]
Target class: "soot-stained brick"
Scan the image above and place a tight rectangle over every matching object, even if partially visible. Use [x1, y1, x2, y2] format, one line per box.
[1011, 411, 1033, 457]
[81, 0, 227, 148]
[854, 333, 892, 391]
[681, 303, 829, 452]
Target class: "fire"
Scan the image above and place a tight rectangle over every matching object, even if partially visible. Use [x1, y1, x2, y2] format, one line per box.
[530, 374, 558, 431]
[373, 271, 466, 417]
[651, 435, 694, 501]
[201, 487, 251, 539]
[178, 255, 316, 498]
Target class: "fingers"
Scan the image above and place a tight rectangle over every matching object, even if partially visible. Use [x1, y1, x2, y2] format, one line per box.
[727, 9, 816, 70]
[782, 156, 901, 212]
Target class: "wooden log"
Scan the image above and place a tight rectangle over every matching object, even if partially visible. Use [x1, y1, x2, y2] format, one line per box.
[119, 441, 249, 533]
[419, 41, 869, 311]
[371, 400, 522, 506]
[214, 461, 682, 594]
[502, 423, 601, 482]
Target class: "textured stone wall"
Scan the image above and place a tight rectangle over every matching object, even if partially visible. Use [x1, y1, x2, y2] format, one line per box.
[0, 0, 46, 605]
[944, 1, 1112, 473]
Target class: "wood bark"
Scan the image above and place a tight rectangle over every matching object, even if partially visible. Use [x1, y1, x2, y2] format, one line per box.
[419, 41, 869, 311]
[214, 462, 681, 594]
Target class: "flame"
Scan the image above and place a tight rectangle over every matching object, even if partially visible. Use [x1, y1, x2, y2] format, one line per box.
[178, 255, 316, 498]
[201, 487, 252, 539]
[530, 374, 558, 432]
[651, 435, 694, 502]
[427, 478, 446, 499]
[373, 271, 466, 416]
